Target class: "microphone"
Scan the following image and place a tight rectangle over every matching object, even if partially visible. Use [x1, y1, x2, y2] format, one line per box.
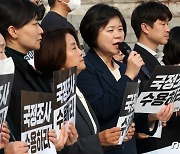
[119, 42, 151, 79]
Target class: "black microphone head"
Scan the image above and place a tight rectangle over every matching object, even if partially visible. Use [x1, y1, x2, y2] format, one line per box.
[118, 42, 131, 56]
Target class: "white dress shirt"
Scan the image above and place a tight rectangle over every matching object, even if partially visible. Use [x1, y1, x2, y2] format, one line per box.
[136, 42, 165, 65]
[110, 61, 121, 81]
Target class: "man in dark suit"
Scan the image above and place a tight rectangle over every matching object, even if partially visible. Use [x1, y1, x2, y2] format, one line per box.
[41, 0, 79, 31]
[131, 1, 176, 153]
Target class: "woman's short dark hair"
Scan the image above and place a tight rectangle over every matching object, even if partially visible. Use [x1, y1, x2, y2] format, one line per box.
[163, 26, 180, 65]
[48, 0, 56, 7]
[131, 1, 172, 39]
[80, 3, 127, 49]
[0, 0, 41, 38]
[34, 28, 80, 77]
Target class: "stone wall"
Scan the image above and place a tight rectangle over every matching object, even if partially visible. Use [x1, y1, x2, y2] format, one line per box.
[43, 0, 180, 47]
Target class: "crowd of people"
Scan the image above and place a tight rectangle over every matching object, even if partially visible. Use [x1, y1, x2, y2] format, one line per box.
[0, 0, 180, 154]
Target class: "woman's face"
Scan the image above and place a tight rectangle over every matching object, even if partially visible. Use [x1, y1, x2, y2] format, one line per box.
[14, 17, 43, 53]
[64, 33, 86, 74]
[95, 16, 125, 57]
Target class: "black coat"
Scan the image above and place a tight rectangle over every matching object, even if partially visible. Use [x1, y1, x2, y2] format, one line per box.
[61, 96, 103, 154]
[77, 48, 137, 154]
[5, 47, 51, 141]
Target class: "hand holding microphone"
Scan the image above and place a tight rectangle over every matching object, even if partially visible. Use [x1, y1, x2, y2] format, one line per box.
[119, 42, 151, 80]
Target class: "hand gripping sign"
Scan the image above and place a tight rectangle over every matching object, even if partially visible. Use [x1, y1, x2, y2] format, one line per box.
[135, 65, 180, 114]
[116, 82, 139, 145]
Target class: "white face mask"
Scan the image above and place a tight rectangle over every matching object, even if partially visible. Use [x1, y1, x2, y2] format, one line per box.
[0, 57, 15, 75]
[62, 0, 81, 11]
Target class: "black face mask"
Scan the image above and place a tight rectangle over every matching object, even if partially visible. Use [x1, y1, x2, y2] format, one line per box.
[38, 4, 46, 20]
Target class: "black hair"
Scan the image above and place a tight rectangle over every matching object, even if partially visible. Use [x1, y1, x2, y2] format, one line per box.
[80, 3, 126, 48]
[48, 0, 55, 7]
[131, 1, 172, 39]
[35, 28, 80, 77]
[163, 26, 180, 65]
[0, 0, 41, 38]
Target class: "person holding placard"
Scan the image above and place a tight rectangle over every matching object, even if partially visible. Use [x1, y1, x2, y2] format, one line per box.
[131, 1, 174, 153]
[77, 3, 144, 154]
[0, 0, 76, 153]
[34, 27, 137, 154]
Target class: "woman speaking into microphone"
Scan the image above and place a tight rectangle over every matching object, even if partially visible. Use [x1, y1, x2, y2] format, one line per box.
[77, 3, 144, 154]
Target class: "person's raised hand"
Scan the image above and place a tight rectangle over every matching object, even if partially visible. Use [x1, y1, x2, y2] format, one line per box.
[48, 124, 68, 151]
[98, 127, 121, 146]
[4, 141, 29, 154]
[125, 51, 144, 80]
